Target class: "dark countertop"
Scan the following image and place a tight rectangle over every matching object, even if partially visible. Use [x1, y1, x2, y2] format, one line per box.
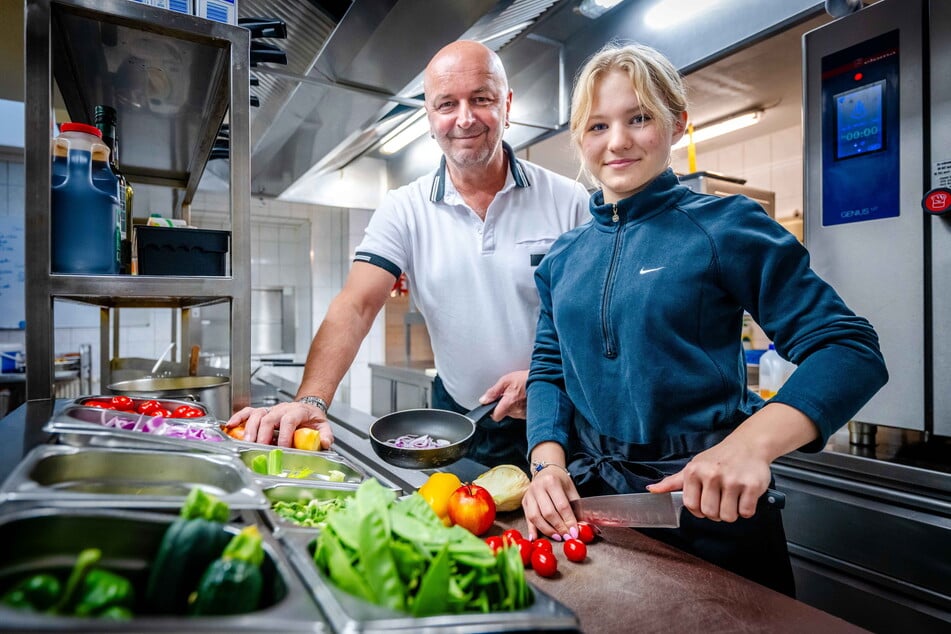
[0, 402, 909, 632]
[492, 517, 868, 634]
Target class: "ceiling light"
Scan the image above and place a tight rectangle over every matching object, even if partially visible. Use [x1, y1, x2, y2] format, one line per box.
[672, 110, 763, 151]
[576, 0, 624, 20]
[645, 0, 722, 30]
[380, 112, 431, 155]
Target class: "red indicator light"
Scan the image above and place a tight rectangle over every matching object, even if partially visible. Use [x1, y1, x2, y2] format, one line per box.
[854, 72, 864, 81]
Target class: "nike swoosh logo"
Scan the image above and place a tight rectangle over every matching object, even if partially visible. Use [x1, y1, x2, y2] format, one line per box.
[639, 266, 665, 275]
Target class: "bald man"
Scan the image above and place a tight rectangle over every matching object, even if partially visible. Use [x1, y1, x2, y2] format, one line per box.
[229, 41, 589, 473]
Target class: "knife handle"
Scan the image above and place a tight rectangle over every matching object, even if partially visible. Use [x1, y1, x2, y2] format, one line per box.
[758, 488, 786, 511]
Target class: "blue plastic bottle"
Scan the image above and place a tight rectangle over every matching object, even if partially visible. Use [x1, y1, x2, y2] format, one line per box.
[51, 122, 121, 274]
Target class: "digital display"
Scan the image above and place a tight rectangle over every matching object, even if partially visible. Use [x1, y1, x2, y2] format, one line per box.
[834, 80, 885, 160]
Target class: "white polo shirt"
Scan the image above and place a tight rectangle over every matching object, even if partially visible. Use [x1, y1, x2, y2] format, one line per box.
[355, 143, 590, 409]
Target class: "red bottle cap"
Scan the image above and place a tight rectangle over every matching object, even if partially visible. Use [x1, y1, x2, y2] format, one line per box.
[59, 122, 102, 138]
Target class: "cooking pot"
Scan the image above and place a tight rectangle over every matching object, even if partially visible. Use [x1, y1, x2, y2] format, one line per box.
[107, 376, 230, 421]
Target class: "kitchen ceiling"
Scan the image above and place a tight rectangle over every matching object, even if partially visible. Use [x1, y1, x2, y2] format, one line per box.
[2, 1, 849, 194]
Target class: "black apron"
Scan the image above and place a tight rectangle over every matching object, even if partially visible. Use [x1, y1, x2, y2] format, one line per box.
[567, 413, 796, 597]
[430, 375, 529, 474]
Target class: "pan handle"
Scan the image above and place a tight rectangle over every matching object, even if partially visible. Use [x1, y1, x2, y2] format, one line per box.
[464, 399, 501, 423]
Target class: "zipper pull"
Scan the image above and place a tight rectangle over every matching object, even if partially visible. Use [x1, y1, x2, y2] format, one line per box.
[612, 203, 619, 223]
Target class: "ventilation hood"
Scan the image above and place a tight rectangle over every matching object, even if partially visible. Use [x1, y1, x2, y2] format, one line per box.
[227, 0, 570, 198]
[215, 0, 830, 199]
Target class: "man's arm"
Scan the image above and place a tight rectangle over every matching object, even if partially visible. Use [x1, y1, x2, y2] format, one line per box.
[229, 262, 395, 447]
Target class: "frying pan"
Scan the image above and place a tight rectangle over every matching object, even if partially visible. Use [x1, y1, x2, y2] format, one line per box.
[369, 400, 498, 469]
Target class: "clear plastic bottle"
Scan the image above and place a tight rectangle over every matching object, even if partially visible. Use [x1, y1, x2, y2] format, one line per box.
[758, 343, 796, 399]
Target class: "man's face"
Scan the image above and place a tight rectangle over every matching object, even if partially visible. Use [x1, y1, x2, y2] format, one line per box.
[425, 55, 511, 170]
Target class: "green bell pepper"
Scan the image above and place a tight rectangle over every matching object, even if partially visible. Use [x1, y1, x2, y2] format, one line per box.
[0, 573, 61, 611]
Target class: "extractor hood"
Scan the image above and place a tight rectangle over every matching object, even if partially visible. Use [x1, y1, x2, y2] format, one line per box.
[231, 0, 567, 198]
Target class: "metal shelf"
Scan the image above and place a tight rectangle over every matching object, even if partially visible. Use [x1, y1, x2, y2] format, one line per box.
[25, 0, 251, 411]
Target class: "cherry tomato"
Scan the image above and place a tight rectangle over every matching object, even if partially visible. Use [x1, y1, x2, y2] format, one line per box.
[84, 400, 114, 409]
[531, 538, 553, 555]
[111, 395, 135, 411]
[530, 549, 558, 577]
[502, 528, 523, 545]
[563, 538, 587, 563]
[136, 400, 163, 414]
[485, 536, 504, 554]
[577, 522, 596, 544]
[172, 405, 204, 418]
[515, 538, 533, 567]
[152, 408, 172, 418]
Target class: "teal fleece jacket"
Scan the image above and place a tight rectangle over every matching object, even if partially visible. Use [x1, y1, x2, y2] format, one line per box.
[527, 169, 887, 456]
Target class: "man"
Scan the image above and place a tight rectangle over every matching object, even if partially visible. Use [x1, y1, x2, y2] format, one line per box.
[228, 40, 589, 471]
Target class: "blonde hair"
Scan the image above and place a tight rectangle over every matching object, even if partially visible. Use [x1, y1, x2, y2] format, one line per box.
[569, 43, 687, 175]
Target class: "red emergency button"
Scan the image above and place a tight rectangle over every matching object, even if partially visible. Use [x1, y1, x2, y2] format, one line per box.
[922, 188, 951, 216]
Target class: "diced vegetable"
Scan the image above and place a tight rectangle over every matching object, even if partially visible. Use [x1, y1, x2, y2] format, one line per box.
[267, 449, 283, 476]
[272, 497, 348, 528]
[250, 454, 269, 475]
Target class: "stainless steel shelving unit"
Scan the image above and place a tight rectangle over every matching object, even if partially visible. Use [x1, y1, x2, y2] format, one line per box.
[24, 0, 252, 410]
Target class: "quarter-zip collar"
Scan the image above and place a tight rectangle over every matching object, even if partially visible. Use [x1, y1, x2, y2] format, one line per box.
[589, 168, 685, 228]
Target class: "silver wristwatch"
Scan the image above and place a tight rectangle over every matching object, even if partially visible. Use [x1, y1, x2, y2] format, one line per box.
[296, 395, 329, 414]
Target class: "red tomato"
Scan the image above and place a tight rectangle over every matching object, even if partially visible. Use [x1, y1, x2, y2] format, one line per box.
[577, 522, 596, 544]
[515, 538, 533, 567]
[484, 536, 504, 554]
[172, 405, 204, 418]
[531, 538, 553, 554]
[136, 400, 163, 414]
[563, 538, 587, 563]
[111, 395, 135, 411]
[530, 549, 558, 577]
[152, 408, 172, 418]
[502, 528, 523, 545]
[447, 484, 496, 536]
[84, 400, 115, 409]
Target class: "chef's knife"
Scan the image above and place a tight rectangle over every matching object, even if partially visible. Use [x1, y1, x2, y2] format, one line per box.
[569, 488, 786, 528]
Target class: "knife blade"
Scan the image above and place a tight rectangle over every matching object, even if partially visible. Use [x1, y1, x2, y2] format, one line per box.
[569, 488, 786, 528]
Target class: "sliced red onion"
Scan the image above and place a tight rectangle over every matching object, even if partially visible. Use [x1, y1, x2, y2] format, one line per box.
[383, 433, 450, 449]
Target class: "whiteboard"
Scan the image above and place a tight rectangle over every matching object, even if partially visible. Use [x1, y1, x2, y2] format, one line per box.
[0, 216, 24, 329]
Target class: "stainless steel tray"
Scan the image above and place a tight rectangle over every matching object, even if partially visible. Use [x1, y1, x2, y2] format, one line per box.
[72, 395, 211, 419]
[281, 535, 580, 633]
[46, 405, 233, 454]
[258, 481, 358, 541]
[0, 506, 326, 632]
[236, 446, 367, 486]
[0, 445, 267, 510]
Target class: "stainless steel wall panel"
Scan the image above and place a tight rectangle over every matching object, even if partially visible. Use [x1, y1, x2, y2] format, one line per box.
[930, 0, 951, 437]
[803, 0, 926, 430]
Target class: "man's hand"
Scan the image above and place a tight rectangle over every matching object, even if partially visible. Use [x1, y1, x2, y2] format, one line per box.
[478, 370, 528, 420]
[226, 402, 334, 449]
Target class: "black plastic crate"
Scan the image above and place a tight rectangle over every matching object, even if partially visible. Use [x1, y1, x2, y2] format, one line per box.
[136, 226, 230, 276]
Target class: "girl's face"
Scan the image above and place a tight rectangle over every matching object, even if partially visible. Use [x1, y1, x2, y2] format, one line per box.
[580, 69, 686, 204]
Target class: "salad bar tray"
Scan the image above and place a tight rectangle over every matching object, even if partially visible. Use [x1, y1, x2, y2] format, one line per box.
[0, 445, 268, 511]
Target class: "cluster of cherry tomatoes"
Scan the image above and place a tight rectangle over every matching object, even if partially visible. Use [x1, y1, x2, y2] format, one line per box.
[81, 395, 205, 419]
[484, 523, 596, 578]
